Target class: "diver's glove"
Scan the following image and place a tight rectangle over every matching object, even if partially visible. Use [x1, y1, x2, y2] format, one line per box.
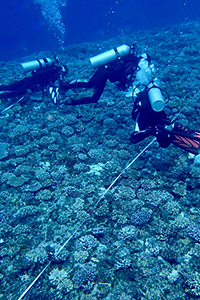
[49, 86, 60, 104]
[155, 125, 171, 148]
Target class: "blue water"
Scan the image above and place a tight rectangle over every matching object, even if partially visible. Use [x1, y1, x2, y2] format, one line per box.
[1, 0, 200, 62]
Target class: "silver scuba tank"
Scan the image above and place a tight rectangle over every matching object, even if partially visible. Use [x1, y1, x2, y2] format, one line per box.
[90, 44, 131, 68]
[147, 80, 165, 112]
[21, 58, 53, 72]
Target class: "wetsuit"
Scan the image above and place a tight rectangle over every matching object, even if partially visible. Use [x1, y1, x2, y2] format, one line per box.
[130, 88, 200, 154]
[130, 88, 171, 148]
[0, 64, 66, 100]
[60, 54, 139, 105]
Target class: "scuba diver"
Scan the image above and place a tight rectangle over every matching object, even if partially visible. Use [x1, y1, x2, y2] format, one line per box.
[0, 58, 68, 106]
[58, 42, 200, 155]
[59, 44, 145, 105]
[130, 85, 200, 155]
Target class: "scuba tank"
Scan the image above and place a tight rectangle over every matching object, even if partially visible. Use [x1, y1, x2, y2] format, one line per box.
[136, 54, 165, 112]
[147, 80, 165, 112]
[90, 44, 131, 68]
[21, 58, 53, 72]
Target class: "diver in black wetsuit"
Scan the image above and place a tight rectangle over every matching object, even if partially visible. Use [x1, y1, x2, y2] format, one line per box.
[131, 87, 200, 154]
[0, 58, 68, 103]
[59, 44, 145, 105]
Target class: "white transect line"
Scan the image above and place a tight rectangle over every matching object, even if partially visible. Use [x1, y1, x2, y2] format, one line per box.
[17, 89, 200, 300]
[17, 137, 156, 300]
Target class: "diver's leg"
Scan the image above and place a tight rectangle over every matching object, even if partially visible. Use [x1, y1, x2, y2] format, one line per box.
[0, 90, 28, 100]
[0, 84, 12, 91]
[65, 84, 105, 105]
[62, 77, 106, 105]
[130, 112, 155, 143]
[0, 77, 35, 99]
[60, 80, 90, 91]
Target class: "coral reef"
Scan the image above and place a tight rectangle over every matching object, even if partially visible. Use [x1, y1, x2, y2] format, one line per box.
[76, 234, 99, 251]
[72, 264, 97, 290]
[187, 224, 200, 243]
[185, 272, 200, 297]
[1, 21, 200, 300]
[49, 268, 73, 297]
[131, 208, 153, 227]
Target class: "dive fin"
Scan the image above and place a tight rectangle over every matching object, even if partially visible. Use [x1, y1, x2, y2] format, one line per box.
[169, 123, 200, 154]
[49, 86, 59, 104]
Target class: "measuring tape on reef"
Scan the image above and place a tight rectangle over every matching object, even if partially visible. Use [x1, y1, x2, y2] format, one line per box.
[17, 137, 156, 300]
[17, 90, 200, 300]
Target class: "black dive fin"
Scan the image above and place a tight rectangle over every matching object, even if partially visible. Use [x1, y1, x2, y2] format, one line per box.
[169, 123, 200, 155]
